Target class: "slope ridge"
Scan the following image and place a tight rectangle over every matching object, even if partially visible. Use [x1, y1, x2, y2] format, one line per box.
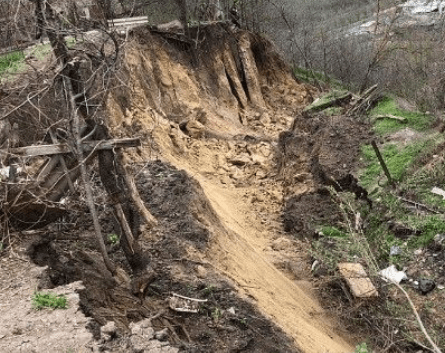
[106, 24, 354, 353]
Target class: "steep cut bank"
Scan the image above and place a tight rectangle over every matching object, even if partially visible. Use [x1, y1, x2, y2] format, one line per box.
[106, 23, 355, 353]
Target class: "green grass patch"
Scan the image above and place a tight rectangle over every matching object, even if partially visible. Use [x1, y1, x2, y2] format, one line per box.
[370, 97, 433, 134]
[311, 235, 368, 273]
[370, 194, 445, 249]
[323, 106, 343, 116]
[360, 140, 435, 188]
[0, 51, 26, 77]
[29, 43, 52, 61]
[408, 215, 445, 248]
[294, 66, 343, 88]
[354, 342, 370, 353]
[32, 292, 68, 310]
[320, 225, 348, 238]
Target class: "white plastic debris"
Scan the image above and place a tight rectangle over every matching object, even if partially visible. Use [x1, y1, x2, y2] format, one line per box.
[379, 265, 407, 284]
[435, 234, 445, 243]
[431, 186, 445, 199]
[0, 166, 22, 180]
[390, 246, 401, 256]
[311, 260, 320, 272]
[0, 166, 10, 179]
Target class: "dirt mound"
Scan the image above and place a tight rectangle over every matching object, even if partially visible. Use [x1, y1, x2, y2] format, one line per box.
[102, 24, 356, 352]
[0, 23, 371, 353]
[24, 161, 297, 353]
[279, 113, 373, 238]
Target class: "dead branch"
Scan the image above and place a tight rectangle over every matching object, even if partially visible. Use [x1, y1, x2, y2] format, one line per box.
[372, 114, 406, 123]
[391, 281, 442, 353]
[116, 151, 158, 229]
[171, 292, 208, 302]
[398, 197, 440, 214]
[38, 0, 116, 274]
[348, 84, 378, 116]
[48, 129, 75, 193]
[113, 203, 135, 254]
[2, 138, 141, 157]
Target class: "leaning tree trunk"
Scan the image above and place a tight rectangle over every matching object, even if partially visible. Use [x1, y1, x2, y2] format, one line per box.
[38, 0, 116, 275]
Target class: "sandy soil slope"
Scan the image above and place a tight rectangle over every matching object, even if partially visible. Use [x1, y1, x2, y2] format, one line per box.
[0, 23, 369, 353]
[104, 24, 356, 353]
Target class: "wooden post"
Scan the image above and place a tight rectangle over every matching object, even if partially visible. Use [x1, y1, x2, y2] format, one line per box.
[49, 130, 76, 193]
[371, 140, 394, 187]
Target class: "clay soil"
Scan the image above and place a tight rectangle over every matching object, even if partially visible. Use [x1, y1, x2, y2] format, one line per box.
[0, 24, 374, 353]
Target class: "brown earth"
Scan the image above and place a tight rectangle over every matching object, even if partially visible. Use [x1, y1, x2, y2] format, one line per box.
[0, 23, 374, 353]
[104, 24, 371, 352]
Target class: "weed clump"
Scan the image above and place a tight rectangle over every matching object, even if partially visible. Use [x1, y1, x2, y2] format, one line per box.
[32, 292, 68, 310]
[0, 51, 25, 77]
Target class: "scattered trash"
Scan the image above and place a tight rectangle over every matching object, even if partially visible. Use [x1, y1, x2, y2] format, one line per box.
[418, 278, 436, 295]
[0, 166, 22, 180]
[390, 245, 401, 256]
[101, 321, 118, 342]
[387, 221, 420, 239]
[437, 285, 445, 290]
[431, 186, 445, 199]
[338, 263, 378, 298]
[168, 292, 208, 313]
[311, 260, 320, 272]
[434, 234, 445, 244]
[0, 166, 10, 179]
[154, 328, 169, 341]
[414, 249, 423, 256]
[379, 265, 407, 284]
[227, 307, 236, 315]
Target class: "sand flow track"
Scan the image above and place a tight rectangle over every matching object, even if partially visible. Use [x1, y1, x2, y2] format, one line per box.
[106, 24, 354, 353]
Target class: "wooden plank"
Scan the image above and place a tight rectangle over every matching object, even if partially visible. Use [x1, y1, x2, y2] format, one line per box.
[0, 138, 141, 157]
[372, 114, 407, 122]
[304, 91, 352, 113]
[338, 263, 378, 298]
[110, 21, 149, 28]
[108, 16, 148, 23]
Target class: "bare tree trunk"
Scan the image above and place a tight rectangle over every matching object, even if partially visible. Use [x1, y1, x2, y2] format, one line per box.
[175, 0, 189, 37]
[39, 0, 116, 275]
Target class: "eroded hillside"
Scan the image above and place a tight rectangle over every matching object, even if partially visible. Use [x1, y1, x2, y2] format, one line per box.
[104, 23, 366, 353]
[0, 23, 375, 353]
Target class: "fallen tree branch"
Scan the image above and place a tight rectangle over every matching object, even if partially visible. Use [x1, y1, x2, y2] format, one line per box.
[40, 0, 116, 275]
[171, 292, 208, 302]
[65, 74, 116, 275]
[390, 281, 442, 353]
[48, 129, 75, 193]
[116, 151, 158, 229]
[372, 114, 406, 122]
[348, 84, 378, 116]
[1, 138, 141, 157]
[113, 203, 135, 254]
[398, 197, 440, 214]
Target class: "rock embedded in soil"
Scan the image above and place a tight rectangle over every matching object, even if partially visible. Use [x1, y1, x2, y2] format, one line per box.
[418, 278, 436, 295]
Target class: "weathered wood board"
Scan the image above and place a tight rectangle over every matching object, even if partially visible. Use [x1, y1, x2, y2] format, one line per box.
[338, 263, 378, 298]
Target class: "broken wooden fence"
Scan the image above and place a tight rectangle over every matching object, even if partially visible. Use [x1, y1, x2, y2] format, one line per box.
[0, 135, 141, 229]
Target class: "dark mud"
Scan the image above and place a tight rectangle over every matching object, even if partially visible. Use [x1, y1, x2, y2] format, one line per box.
[27, 160, 298, 353]
[280, 112, 373, 238]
